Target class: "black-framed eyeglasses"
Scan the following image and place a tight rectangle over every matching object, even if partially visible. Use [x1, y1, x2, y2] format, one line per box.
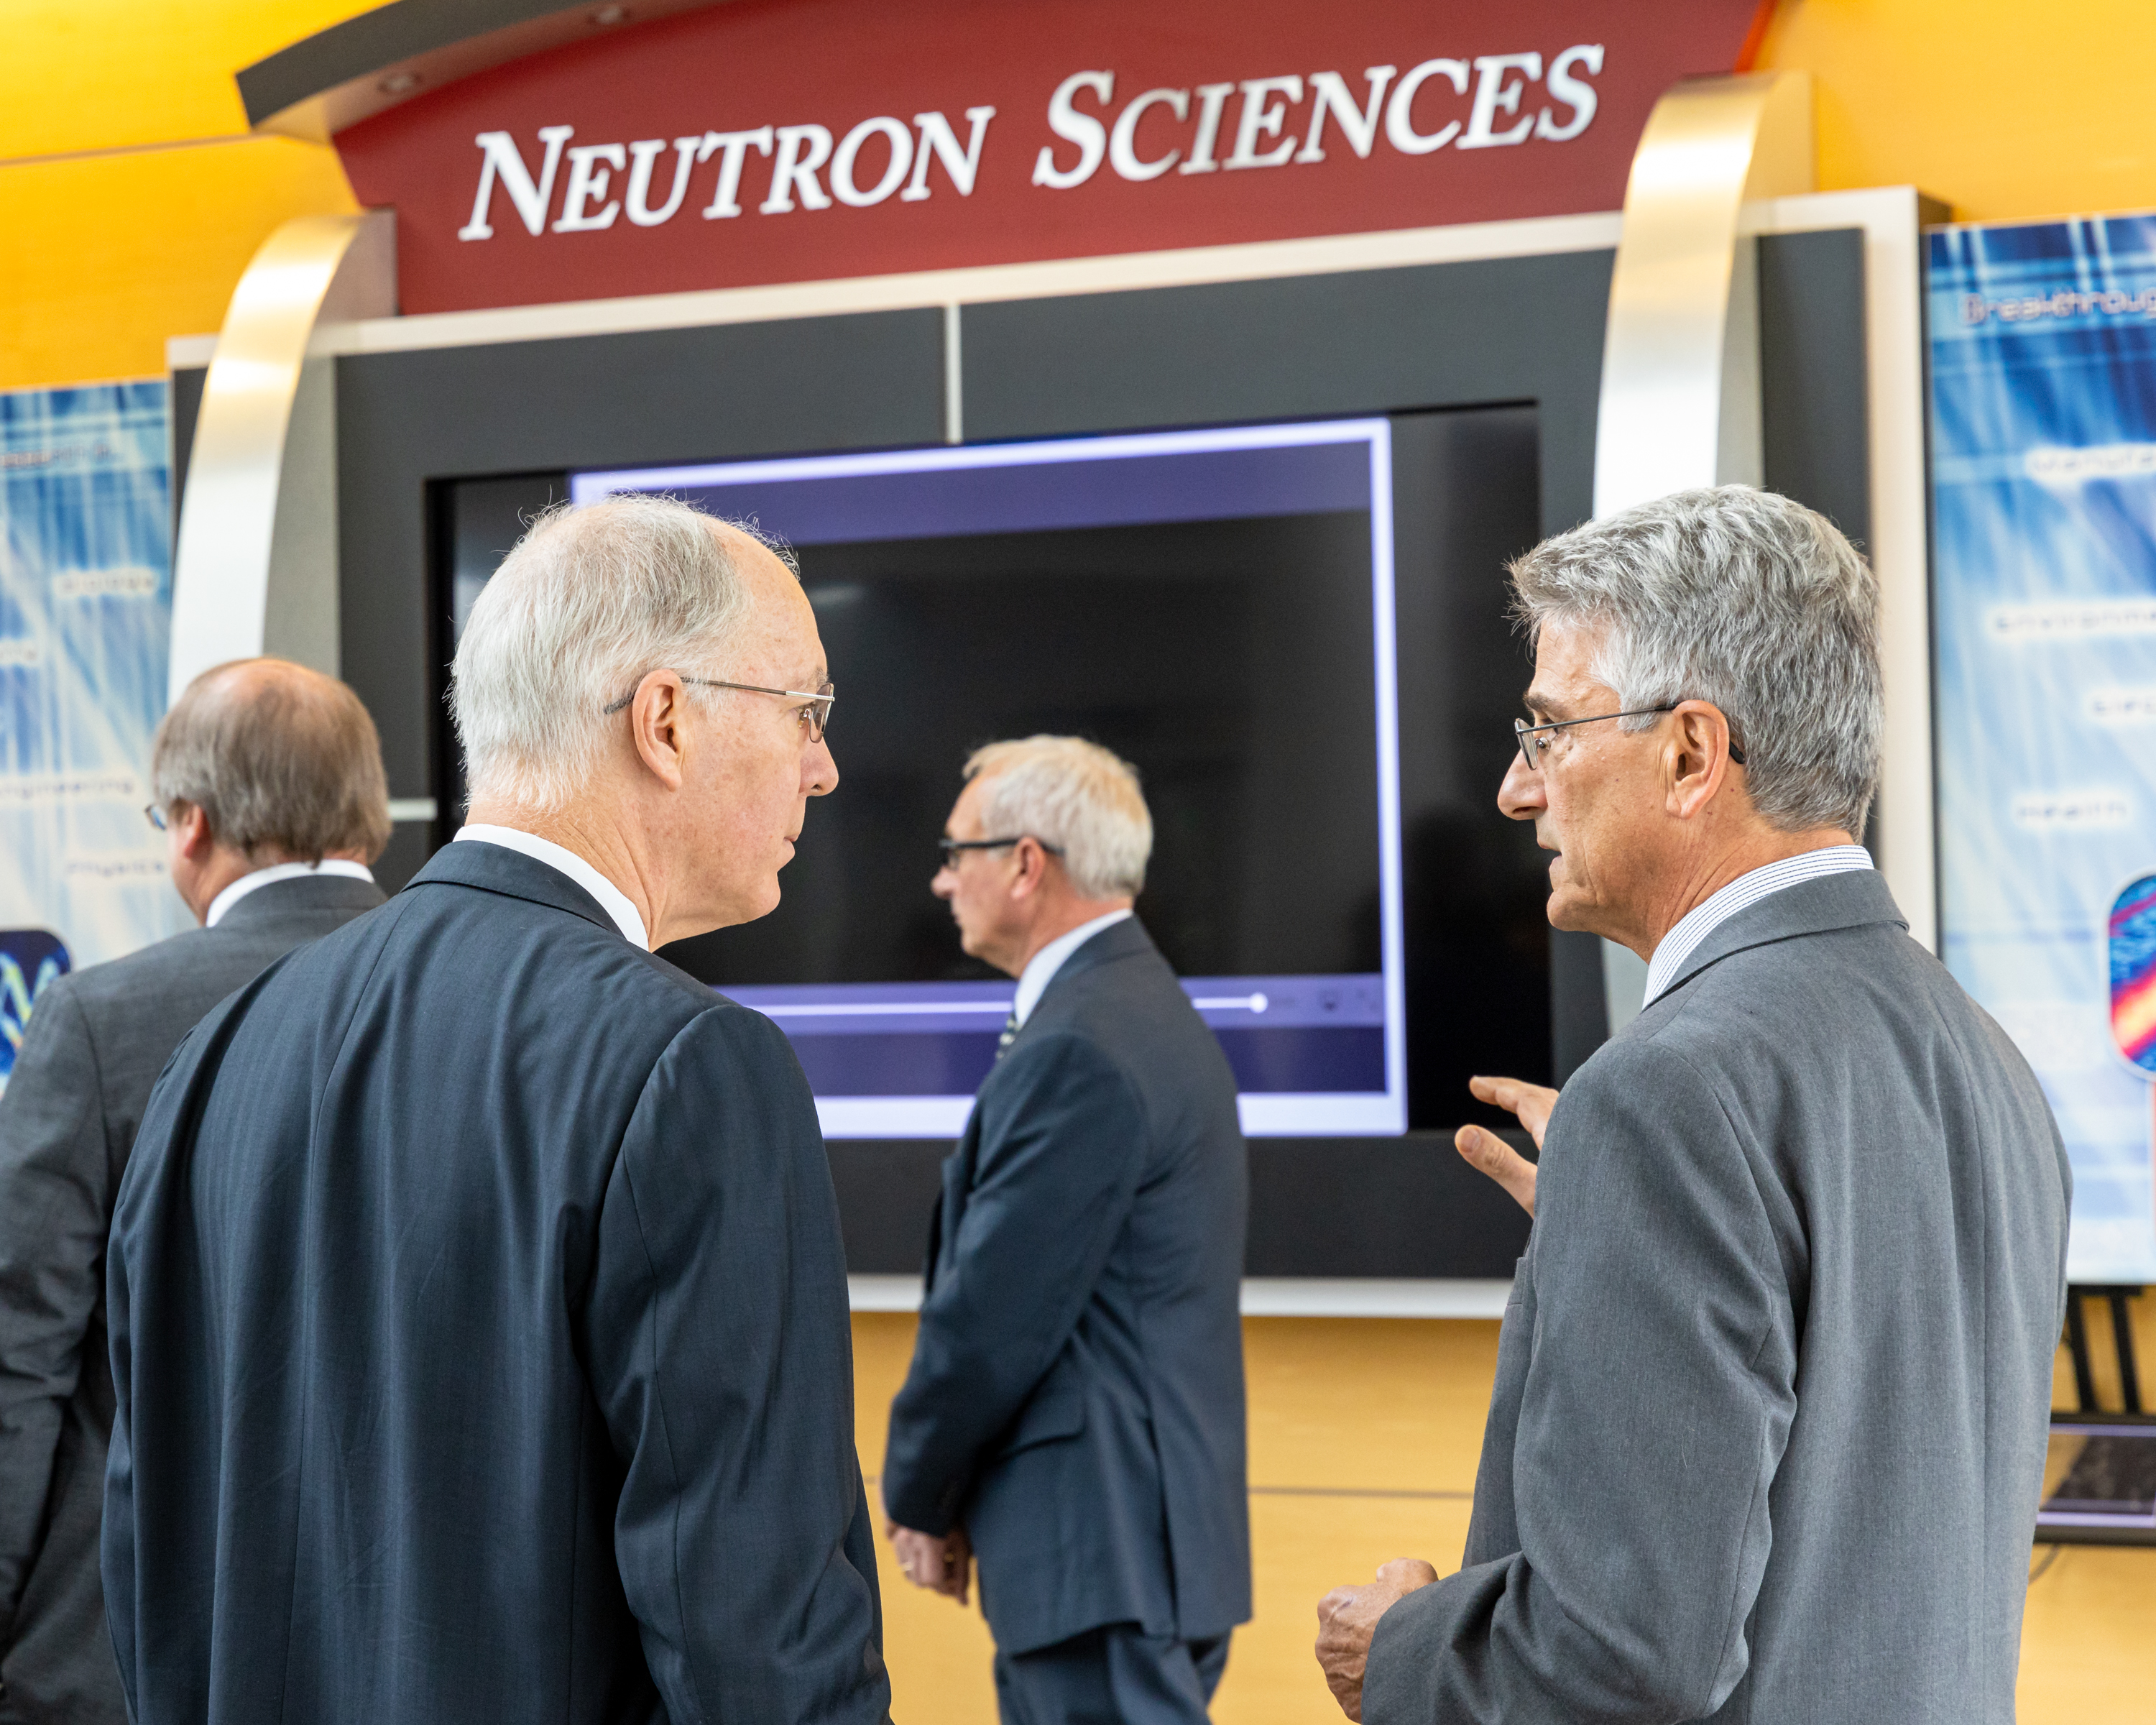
[142, 802, 168, 832]
[1513, 705, 1747, 770]
[603, 673, 834, 742]
[936, 835, 1066, 867]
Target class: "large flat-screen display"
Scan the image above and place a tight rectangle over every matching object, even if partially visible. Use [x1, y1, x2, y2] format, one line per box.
[436, 407, 1557, 1143]
[575, 423, 1401, 1136]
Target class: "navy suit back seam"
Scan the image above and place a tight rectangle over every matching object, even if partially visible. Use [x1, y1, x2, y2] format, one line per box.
[607, 1006, 724, 1725]
[298, 898, 412, 1156]
[272, 900, 408, 1724]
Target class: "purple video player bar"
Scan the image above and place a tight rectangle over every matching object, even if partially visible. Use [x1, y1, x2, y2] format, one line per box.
[720, 975, 1386, 1104]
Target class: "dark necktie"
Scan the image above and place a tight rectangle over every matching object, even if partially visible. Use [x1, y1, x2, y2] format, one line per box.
[995, 1008, 1019, 1060]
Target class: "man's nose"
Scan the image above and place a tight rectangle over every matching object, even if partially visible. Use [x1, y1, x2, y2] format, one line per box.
[806, 738, 839, 796]
[930, 868, 955, 900]
[1497, 751, 1544, 821]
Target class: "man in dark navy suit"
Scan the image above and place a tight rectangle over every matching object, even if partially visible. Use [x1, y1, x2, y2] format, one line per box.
[104, 497, 889, 1724]
[882, 736, 1250, 1724]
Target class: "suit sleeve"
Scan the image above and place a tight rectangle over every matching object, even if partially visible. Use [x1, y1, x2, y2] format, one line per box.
[1365, 1039, 1799, 1725]
[880, 1030, 1147, 1535]
[579, 1004, 890, 1725]
[0, 981, 110, 1644]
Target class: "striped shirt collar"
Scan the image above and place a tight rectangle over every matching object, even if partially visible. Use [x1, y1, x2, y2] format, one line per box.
[1642, 845, 1874, 1008]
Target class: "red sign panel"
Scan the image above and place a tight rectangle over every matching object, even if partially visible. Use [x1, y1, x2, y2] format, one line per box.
[335, 0, 1766, 316]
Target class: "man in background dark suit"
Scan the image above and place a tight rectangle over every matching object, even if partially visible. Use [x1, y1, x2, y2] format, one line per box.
[104, 497, 888, 1724]
[0, 658, 390, 1724]
[883, 735, 1250, 1725]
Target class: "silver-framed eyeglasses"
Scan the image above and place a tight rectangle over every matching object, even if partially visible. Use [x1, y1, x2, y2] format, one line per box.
[142, 802, 168, 832]
[604, 674, 834, 742]
[1514, 705, 1747, 770]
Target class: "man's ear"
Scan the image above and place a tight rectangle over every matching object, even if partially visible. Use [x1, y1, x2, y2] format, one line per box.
[625, 672, 690, 792]
[1667, 701, 1740, 821]
[1008, 837, 1054, 901]
[174, 802, 215, 862]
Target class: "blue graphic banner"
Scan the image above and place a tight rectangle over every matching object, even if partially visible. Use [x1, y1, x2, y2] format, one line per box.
[0, 382, 183, 1092]
[1929, 217, 2156, 1283]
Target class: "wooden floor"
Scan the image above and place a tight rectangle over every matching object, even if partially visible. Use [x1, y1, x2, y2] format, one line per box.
[852, 1299, 2156, 1724]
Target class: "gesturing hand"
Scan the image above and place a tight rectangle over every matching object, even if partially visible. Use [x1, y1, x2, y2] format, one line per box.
[1315, 1558, 1439, 1719]
[1453, 1074, 1559, 1218]
[887, 1521, 973, 1606]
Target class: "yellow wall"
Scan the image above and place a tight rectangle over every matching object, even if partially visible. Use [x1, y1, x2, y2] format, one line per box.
[0, 1, 369, 390]
[4, 1, 2156, 387]
[857, 1307, 2156, 1725]
[1755, 1, 2156, 221]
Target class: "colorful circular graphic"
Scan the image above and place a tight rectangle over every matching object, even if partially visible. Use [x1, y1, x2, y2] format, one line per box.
[0, 929, 72, 1094]
[2111, 873, 2156, 1076]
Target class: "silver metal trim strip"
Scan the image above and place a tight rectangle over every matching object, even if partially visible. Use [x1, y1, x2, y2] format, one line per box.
[306, 211, 1628, 357]
[847, 1274, 1514, 1319]
[168, 211, 395, 698]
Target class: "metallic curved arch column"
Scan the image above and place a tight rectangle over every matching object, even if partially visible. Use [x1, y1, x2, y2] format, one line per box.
[168, 210, 395, 696]
[1595, 71, 1815, 513]
[1592, 71, 1815, 1030]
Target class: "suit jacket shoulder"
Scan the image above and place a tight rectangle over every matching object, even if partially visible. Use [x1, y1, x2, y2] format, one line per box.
[1001, 919, 1237, 1104]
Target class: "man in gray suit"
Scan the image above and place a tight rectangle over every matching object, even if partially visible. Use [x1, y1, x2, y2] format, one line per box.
[1316, 487, 2072, 1724]
[883, 736, 1250, 1724]
[0, 658, 390, 1723]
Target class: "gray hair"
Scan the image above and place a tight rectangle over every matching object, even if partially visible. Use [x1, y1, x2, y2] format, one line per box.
[965, 736, 1152, 899]
[151, 659, 392, 862]
[451, 494, 791, 812]
[1508, 486, 1882, 837]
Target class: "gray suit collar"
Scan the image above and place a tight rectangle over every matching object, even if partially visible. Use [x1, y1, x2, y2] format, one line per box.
[214, 871, 387, 927]
[1658, 868, 1907, 1000]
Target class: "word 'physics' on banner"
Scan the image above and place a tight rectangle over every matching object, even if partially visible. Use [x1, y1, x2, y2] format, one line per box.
[1928, 216, 2156, 1284]
[0, 382, 183, 1095]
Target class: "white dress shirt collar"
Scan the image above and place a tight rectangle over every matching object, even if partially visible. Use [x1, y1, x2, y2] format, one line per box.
[453, 824, 650, 949]
[204, 859, 375, 929]
[1012, 908, 1134, 1027]
[1642, 845, 1874, 1008]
